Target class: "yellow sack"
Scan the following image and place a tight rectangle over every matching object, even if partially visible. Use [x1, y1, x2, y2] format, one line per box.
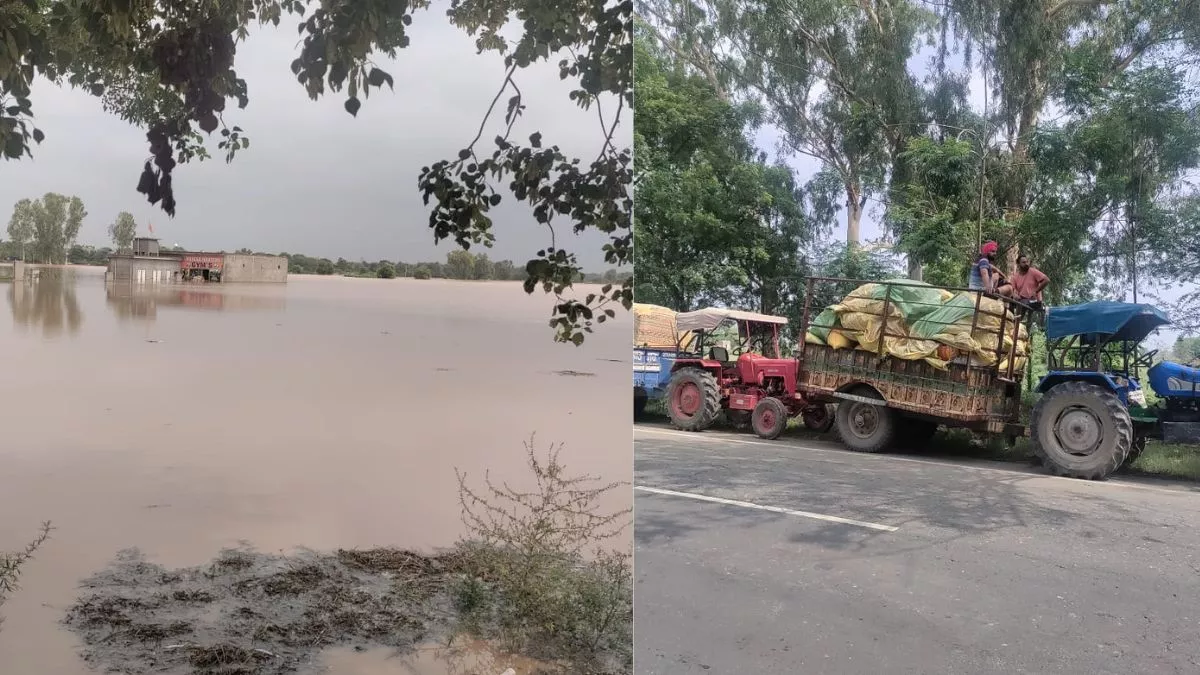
[931, 329, 979, 353]
[837, 283, 907, 319]
[969, 352, 999, 368]
[998, 355, 1028, 374]
[923, 356, 951, 370]
[633, 303, 679, 349]
[884, 337, 940, 362]
[828, 329, 857, 350]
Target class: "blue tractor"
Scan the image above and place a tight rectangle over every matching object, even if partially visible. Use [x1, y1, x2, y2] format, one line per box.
[1032, 301, 1200, 479]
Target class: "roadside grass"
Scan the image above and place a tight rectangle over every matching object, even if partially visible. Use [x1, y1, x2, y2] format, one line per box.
[1126, 442, 1200, 481]
[638, 405, 1200, 482]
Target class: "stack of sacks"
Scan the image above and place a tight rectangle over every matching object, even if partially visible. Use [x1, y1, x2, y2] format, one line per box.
[634, 303, 683, 349]
[806, 282, 1032, 372]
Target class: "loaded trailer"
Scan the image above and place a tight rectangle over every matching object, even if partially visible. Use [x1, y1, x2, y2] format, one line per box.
[661, 276, 1198, 480]
[664, 277, 1032, 444]
[795, 277, 1031, 452]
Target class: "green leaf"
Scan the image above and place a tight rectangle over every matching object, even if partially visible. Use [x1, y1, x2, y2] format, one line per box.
[367, 67, 393, 90]
[344, 96, 361, 117]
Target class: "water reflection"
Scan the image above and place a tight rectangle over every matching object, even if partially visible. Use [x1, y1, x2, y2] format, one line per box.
[8, 271, 84, 338]
[105, 283, 287, 321]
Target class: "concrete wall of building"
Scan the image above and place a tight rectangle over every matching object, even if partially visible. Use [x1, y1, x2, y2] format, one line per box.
[107, 255, 181, 284]
[221, 254, 287, 283]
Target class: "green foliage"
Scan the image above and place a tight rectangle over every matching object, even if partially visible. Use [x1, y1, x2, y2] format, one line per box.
[106, 211, 137, 253]
[315, 259, 334, 275]
[67, 244, 113, 266]
[641, 0, 930, 245]
[6, 193, 86, 263]
[412, 265, 432, 280]
[376, 261, 395, 279]
[643, 0, 1200, 304]
[633, 34, 816, 322]
[1, 0, 632, 345]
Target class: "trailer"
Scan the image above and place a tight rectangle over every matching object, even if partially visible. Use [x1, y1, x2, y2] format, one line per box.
[796, 277, 1031, 453]
[634, 347, 677, 418]
[633, 303, 686, 418]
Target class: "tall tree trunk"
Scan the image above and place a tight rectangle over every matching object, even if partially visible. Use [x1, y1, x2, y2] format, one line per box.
[907, 255, 923, 280]
[846, 185, 863, 246]
[1002, 61, 1045, 273]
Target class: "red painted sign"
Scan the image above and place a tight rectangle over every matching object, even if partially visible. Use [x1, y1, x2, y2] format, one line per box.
[180, 254, 224, 270]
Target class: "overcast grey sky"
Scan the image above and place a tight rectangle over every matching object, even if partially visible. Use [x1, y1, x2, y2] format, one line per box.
[1, 12, 629, 271]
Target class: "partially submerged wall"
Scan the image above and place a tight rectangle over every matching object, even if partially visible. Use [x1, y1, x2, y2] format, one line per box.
[221, 254, 287, 283]
[107, 256, 181, 283]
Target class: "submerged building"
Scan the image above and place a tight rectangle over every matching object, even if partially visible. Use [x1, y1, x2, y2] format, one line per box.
[106, 238, 288, 284]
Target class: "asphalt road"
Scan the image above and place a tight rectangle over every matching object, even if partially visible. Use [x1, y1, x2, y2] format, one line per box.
[634, 425, 1200, 675]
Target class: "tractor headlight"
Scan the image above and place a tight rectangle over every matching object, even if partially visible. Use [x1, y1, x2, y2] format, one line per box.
[1128, 389, 1146, 407]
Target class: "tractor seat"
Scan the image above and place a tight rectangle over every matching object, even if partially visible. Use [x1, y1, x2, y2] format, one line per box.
[709, 346, 730, 362]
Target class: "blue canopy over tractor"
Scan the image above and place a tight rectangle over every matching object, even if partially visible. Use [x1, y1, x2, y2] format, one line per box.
[1045, 301, 1172, 342]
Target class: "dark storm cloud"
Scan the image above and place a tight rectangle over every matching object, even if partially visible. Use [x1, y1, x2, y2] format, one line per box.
[1, 14, 629, 271]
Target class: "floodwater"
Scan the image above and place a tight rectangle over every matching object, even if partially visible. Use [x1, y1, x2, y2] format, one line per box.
[0, 266, 631, 674]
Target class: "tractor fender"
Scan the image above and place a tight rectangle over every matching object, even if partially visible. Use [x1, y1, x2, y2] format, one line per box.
[1036, 371, 1124, 396]
[670, 358, 724, 375]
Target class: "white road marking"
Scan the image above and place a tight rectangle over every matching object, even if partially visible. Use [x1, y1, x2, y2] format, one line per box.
[634, 426, 1194, 497]
[634, 485, 900, 532]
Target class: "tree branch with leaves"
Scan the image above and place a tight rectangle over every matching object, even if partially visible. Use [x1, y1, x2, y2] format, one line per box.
[0, 0, 632, 344]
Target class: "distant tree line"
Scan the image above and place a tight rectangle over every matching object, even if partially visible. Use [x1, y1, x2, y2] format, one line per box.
[279, 249, 630, 284]
[0, 241, 628, 285]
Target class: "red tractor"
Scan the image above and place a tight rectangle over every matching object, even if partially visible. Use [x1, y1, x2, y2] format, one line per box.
[664, 308, 834, 439]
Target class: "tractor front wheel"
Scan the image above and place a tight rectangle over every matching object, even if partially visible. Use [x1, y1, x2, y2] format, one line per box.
[752, 397, 789, 440]
[835, 387, 896, 453]
[666, 368, 721, 432]
[801, 404, 835, 433]
[1031, 381, 1132, 480]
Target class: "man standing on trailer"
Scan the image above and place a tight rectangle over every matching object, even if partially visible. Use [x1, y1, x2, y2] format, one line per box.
[969, 241, 1014, 297]
[1010, 254, 1050, 311]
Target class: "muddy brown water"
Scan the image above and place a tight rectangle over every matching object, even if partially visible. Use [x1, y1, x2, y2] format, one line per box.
[0, 266, 631, 674]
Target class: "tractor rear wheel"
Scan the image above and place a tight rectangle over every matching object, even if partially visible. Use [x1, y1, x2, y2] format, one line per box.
[1031, 381, 1132, 480]
[801, 404, 835, 433]
[752, 397, 789, 440]
[835, 387, 896, 453]
[666, 368, 721, 432]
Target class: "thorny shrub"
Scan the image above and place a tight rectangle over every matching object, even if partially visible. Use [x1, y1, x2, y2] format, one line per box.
[452, 436, 632, 674]
[0, 522, 52, 632]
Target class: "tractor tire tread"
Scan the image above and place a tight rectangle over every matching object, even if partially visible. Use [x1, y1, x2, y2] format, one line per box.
[1031, 380, 1132, 480]
[835, 387, 895, 453]
[752, 397, 788, 440]
[666, 367, 721, 432]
